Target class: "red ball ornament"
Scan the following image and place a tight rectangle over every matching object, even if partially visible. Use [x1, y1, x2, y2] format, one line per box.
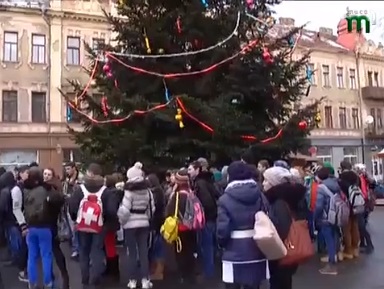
[298, 120, 307, 130]
[106, 71, 113, 78]
[103, 64, 110, 73]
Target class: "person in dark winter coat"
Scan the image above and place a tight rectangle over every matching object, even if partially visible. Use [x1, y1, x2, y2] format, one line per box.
[103, 174, 121, 282]
[24, 167, 65, 289]
[42, 168, 69, 289]
[263, 166, 308, 289]
[68, 163, 115, 288]
[146, 173, 165, 280]
[165, 169, 198, 284]
[217, 161, 268, 289]
[188, 160, 219, 279]
[0, 171, 28, 281]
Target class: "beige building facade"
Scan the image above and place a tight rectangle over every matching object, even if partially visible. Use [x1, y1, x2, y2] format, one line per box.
[0, 0, 113, 173]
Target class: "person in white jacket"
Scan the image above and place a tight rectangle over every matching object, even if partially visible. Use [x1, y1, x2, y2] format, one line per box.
[117, 162, 155, 289]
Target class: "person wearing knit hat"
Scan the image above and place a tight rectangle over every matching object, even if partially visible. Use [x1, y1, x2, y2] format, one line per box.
[118, 160, 154, 289]
[164, 168, 197, 281]
[217, 161, 268, 287]
[262, 166, 308, 286]
[262, 166, 292, 192]
[126, 162, 144, 181]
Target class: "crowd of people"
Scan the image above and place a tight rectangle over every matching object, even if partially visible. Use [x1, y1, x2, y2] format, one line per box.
[0, 156, 376, 289]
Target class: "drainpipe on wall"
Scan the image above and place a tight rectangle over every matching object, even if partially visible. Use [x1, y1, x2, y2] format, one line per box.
[42, 8, 52, 162]
[355, 48, 366, 164]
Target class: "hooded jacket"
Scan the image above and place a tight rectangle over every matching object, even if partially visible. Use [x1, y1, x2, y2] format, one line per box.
[192, 171, 219, 222]
[68, 175, 115, 224]
[117, 177, 155, 229]
[24, 178, 65, 228]
[0, 172, 19, 227]
[216, 179, 266, 263]
[264, 182, 308, 244]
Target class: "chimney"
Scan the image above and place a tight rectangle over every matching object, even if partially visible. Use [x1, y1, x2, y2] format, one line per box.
[319, 27, 333, 36]
[278, 17, 295, 26]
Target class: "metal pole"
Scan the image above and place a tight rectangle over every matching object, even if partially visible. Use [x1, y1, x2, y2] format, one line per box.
[355, 49, 366, 164]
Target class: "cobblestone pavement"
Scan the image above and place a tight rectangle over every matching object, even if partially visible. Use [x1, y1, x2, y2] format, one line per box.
[2, 208, 384, 289]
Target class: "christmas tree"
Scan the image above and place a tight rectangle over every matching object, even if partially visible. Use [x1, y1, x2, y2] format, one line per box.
[65, 0, 319, 171]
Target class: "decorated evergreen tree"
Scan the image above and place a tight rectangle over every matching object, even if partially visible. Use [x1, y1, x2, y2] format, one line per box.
[65, 0, 319, 171]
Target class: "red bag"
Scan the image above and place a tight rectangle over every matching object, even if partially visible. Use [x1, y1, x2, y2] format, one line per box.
[76, 184, 105, 233]
[279, 205, 314, 266]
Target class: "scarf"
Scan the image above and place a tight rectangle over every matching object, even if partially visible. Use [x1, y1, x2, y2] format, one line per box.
[308, 177, 318, 212]
[359, 174, 368, 200]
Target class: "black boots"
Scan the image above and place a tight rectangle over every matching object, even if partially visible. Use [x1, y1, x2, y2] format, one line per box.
[105, 256, 120, 282]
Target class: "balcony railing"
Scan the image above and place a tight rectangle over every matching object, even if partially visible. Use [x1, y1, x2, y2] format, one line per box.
[361, 86, 384, 101]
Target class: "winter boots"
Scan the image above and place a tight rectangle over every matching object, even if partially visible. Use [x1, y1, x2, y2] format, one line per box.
[105, 256, 120, 283]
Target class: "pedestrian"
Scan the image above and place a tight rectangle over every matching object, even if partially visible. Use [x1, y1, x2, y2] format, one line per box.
[118, 162, 155, 289]
[217, 161, 268, 289]
[263, 166, 308, 289]
[68, 163, 115, 289]
[24, 167, 64, 289]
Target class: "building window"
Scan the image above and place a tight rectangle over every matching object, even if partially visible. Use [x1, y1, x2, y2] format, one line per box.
[370, 108, 376, 128]
[324, 106, 333, 128]
[3, 32, 18, 62]
[343, 147, 358, 165]
[322, 65, 330, 87]
[374, 72, 379, 87]
[336, 67, 344, 88]
[378, 108, 383, 129]
[349, 69, 356, 89]
[66, 102, 82, 123]
[308, 63, 316, 85]
[63, 149, 82, 164]
[2, 90, 18, 122]
[67, 36, 80, 65]
[0, 150, 38, 171]
[339, 107, 347, 129]
[317, 146, 332, 164]
[92, 38, 105, 52]
[31, 34, 46, 64]
[352, 108, 359, 129]
[31, 92, 46, 123]
[367, 71, 373, 86]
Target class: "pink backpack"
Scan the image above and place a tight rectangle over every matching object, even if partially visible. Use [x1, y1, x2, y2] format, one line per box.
[179, 190, 205, 230]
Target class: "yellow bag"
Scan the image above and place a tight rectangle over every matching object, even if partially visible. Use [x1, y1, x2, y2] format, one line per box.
[161, 191, 182, 252]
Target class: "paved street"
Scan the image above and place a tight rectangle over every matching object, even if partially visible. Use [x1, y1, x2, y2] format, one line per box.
[2, 208, 384, 289]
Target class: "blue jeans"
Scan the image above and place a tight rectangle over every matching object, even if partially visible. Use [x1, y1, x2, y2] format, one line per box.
[149, 232, 165, 262]
[6, 226, 27, 272]
[72, 231, 79, 253]
[78, 232, 105, 285]
[321, 224, 337, 264]
[26, 227, 53, 286]
[198, 221, 215, 278]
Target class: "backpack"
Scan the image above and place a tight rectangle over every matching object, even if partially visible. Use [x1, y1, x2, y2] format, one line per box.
[348, 185, 365, 215]
[24, 186, 49, 224]
[76, 184, 105, 233]
[160, 191, 181, 251]
[279, 202, 314, 266]
[318, 184, 350, 226]
[179, 190, 205, 230]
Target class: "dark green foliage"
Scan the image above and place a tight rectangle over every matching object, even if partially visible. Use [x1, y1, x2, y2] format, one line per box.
[65, 0, 318, 171]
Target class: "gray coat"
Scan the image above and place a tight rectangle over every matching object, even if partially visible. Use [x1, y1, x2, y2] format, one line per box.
[117, 178, 155, 229]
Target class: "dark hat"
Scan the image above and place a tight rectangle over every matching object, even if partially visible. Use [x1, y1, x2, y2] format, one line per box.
[273, 160, 290, 170]
[227, 161, 253, 183]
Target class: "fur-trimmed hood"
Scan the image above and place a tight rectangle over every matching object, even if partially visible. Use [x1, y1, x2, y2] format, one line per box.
[225, 179, 261, 204]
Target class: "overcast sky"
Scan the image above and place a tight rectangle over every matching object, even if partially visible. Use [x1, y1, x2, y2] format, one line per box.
[274, 1, 384, 43]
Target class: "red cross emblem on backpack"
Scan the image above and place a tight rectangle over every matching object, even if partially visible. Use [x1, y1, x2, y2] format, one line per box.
[76, 184, 105, 233]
